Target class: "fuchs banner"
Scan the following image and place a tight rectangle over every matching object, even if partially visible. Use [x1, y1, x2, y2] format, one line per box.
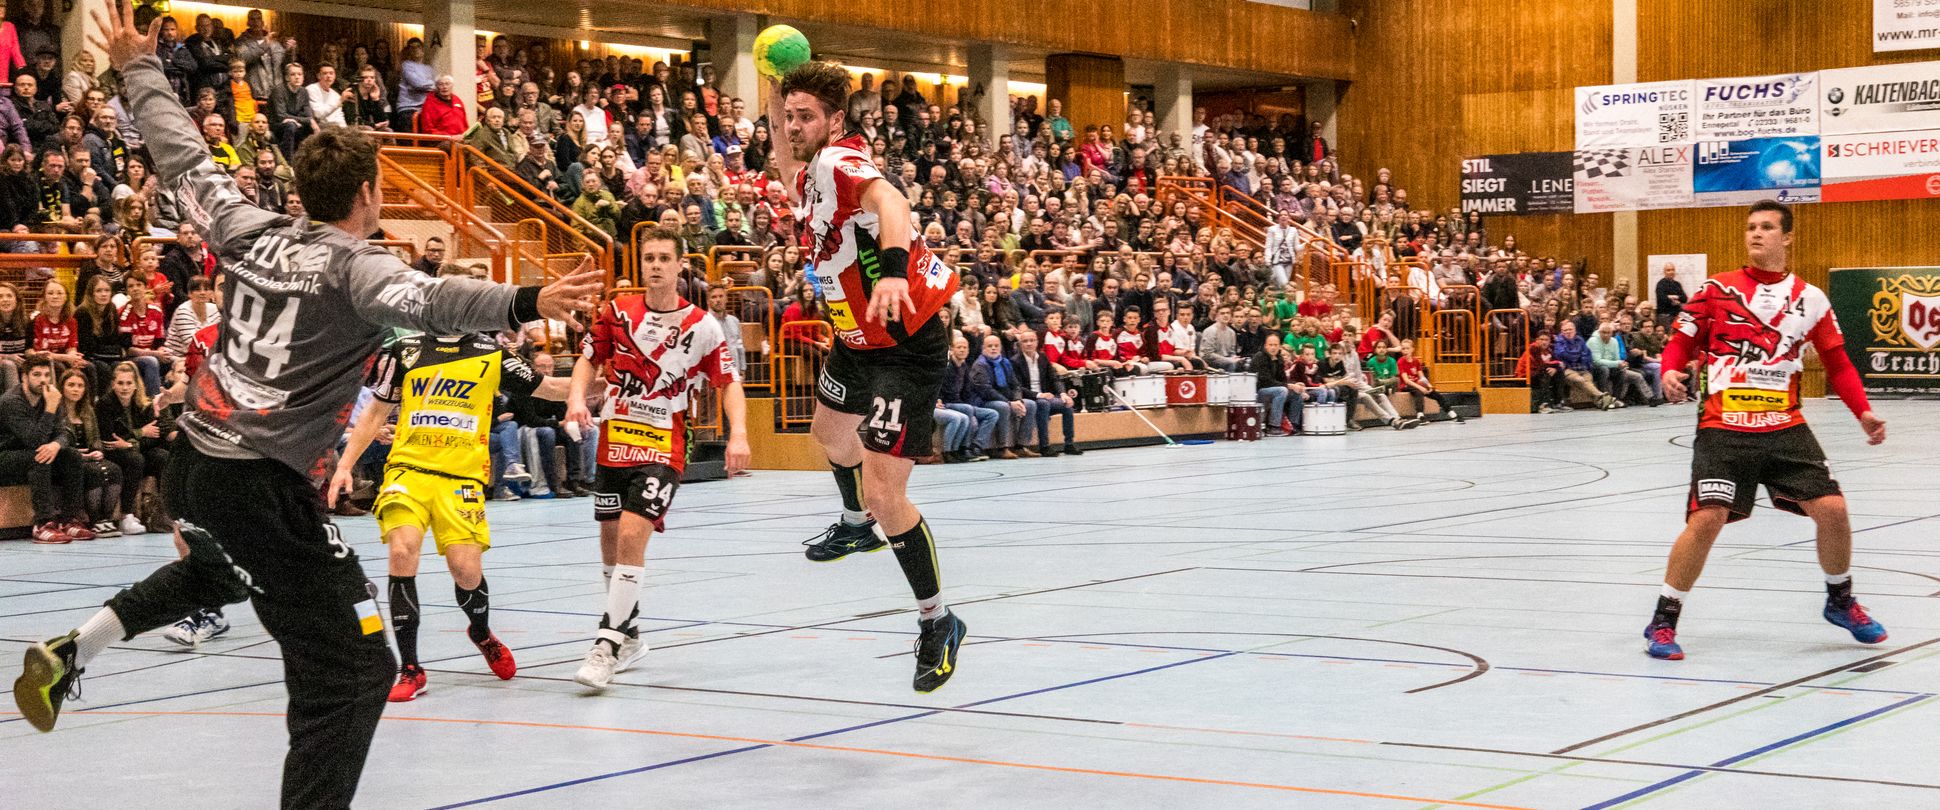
[1692, 136, 1822, 207]
[1575, 80, 1695, 147]
[1695, 73, 1820, 140]
[1829, 266, 1940, 396]
[1822, 129, 1940, 202]
[1459, 152, 1575, 215]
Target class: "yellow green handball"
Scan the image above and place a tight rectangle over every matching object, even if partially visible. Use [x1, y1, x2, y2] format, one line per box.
[753, 25, 811, 80]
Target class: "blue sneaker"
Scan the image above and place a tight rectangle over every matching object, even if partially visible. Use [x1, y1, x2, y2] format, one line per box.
[1644, 623, 1684, 660]
[1824, 601, 1888, 644]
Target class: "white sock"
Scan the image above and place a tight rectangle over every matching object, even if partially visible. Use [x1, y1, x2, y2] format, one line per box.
[601, 563, 614, 585]
[602, 564, 643, 645]
[916, 595, 946, 622]
[1659, 584, 1689, 603]
[74, 608, 127, 666]
[1825, 572, 1852, 586]
[841, 509, 869, 526]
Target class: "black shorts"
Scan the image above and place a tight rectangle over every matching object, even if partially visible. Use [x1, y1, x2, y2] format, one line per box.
[594, 463, 682, 530]
[1688, 425, 1841, 522]
[815, 315, 950, 458]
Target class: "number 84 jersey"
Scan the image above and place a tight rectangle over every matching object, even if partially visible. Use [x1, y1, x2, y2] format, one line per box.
[582, 296, 738, 471]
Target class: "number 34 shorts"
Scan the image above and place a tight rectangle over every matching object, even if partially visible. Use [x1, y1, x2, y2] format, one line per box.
[594, 463, 683, 531]
[814, 315, 950, 458]
[374, 467, 492, 554]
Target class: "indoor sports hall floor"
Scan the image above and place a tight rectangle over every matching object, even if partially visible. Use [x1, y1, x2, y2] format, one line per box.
[6, 399, 1940, 809]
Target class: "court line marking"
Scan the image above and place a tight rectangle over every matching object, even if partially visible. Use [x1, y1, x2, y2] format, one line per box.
[56, 708, 1541, 810]
[1576, 693, 1935, 809]
[1552, 636, 1940, 754]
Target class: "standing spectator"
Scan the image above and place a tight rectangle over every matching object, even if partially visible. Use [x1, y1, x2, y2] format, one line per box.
[234, 9, 288, 103]
[394, 38, 433, 132]
[1011, 330, 1078, 457]
[1264, 209, 1303, 286]
[0, 355, 90, 543]
[970, 333, 1037, 459]
[1654, 263, 1686, 326]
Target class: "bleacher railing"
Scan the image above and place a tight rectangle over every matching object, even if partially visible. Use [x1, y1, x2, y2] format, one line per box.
[1483, 308, 1531, 386]
[774, 320, 832, 430]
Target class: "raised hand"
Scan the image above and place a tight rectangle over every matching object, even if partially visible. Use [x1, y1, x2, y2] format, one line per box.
[87, 0, 160, 71]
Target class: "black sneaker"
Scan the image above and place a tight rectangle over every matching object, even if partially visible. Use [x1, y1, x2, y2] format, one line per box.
[13, 631, 82, 732]
[802, 520, 884, 562]
[1062, 444, 1084, 456]
[1038, 445, 1061, 458]
[913, 611, 966, 693]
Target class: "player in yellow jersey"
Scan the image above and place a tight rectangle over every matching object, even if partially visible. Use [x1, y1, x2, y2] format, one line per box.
[329, 325, 568, 701]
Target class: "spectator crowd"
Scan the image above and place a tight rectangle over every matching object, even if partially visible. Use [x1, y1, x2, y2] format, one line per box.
[0, 4, 1671, 541]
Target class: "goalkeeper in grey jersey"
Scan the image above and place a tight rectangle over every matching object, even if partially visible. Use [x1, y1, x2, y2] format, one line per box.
[9, 2, 604, 808]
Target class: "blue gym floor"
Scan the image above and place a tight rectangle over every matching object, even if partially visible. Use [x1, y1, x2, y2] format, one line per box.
[5, 399, 1939, 809]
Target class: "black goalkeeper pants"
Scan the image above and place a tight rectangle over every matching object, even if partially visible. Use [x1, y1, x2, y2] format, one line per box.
[104, 438, 393, 810]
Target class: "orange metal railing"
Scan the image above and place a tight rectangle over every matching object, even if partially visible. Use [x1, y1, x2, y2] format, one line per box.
[727, 285, 775, 393]
[775, 319, 832, 430]
[455, 143, 615, 289]
[1482, 308, 1531, 386]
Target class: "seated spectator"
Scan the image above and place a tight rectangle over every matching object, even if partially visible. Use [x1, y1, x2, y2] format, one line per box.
[572, 170, 618, 237]
[1198, 304, 1242, 371]
[1234, 307, 1267, 359]
[117, 280, 168, 396]
[0, 281, 28, 393]
[418, 74, 468, 137]
[1587, 322, 1644, 409]
[0, 355, 91, 543]
[488, 392, 529, 500]
[1252, 334, 1302, 436]
[928, 400, 971, 465]
[270, 61, 313, 157]
[1396, 339, 1462, 423]
[57, 367, 125, 537]
[1628, 319, 1667, 403]
[1289, 345, 1333, 404]
[938, 334, 996, 463]
[73, 275, 126, 385]
[164, 275, 219, 362]
[511, 351, 578, 499]
[31, 279, 82, 370]
[1011, 330, 1079, 457]
[1153, 300, 1206, 370]
[1325, 342, 1406, 430]
[970, 333, 1037, 459]
[1551, 321, 1607, 409]
[1115, 307, 1171, 374]
[96, 361, 164, 535]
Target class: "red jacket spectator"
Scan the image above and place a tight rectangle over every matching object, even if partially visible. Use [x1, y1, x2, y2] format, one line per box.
[419, 90, 468, 136]
[119, 303, 166, 350]
[32, 312, 75, 354]
[1298, 298, 1333, 318]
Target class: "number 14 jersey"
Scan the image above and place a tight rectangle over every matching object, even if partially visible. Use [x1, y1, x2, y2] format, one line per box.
[582, 296, 738, 471]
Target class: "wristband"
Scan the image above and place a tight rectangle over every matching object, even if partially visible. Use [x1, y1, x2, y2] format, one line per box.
[876, 246, 910, 280]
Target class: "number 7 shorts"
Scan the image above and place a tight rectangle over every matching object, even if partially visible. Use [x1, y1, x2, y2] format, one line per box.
[814, 316, 950, 458]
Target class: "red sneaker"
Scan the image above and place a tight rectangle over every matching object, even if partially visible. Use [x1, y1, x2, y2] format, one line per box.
[388, 665, 427, 702]
[476, 633, 517, 680]
[63, 522, 96, 541]
[31, 523, 71, 544]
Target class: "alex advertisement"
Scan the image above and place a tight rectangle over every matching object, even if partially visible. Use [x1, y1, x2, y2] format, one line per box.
[1692, 136, 1823, 206]
[1572, 146, 1694, 212]
[1694, 73, 1819, 139]
[1459, 152, 1575, 215]
[1822, 128, 1940, 201]
[1574, 80, 1695, 148]
[1820, 60, 1940, 135]
[1829, 267, 1940, 396]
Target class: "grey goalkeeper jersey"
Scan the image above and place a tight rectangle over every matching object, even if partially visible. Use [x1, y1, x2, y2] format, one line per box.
[121, 55, 527, 482]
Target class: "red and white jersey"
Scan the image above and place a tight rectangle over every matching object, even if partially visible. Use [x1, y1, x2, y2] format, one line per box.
[119, 303, 166, 350]
[1044, 331, 1076, 368]
[1159, 322, 1195, 355]
[582, 295, 739, 470]
[1678, 267, 1841, 432]
[792, 133, 957, 350]
[1115, 328, 1146, 361]
[184, 321, 219, 379]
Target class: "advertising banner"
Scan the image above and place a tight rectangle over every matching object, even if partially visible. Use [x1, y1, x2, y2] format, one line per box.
[1874, 0, 1940, 52]
[1572, 146, 1694, 212]
[1574, 80, 1695, 147]
[1694, 73, 1820, 139]
[1822, 128, 1940, 201]
[1459, 153, 1575, 215]
[1829, 267, 1940, 396]
[1820, 61, 1940, 135]
[1692, 136, 1822, 206]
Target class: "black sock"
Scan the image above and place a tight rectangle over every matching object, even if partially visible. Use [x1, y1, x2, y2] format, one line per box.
[456, 578, 491, 644]
[886, 517, 941, 603]
[830, 462, 865, 515]
[1651, 594, 1683, 629]
[1827, 578, 1855, 608]
[389, 576, 421, 668]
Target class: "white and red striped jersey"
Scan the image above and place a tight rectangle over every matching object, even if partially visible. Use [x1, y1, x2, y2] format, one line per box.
[582, 295, 738, 469]
[1673, 267, 1844, 433]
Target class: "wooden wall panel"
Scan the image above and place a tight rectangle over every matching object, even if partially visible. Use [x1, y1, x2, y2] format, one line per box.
[1046, 54, 1126, 140]
[1636, 0, 1940, 292]
[665, 0, 1355, 80]
[1335, 0, 1614, 275]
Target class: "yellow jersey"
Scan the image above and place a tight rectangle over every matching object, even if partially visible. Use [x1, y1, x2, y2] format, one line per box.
[366, 333, 543, 485]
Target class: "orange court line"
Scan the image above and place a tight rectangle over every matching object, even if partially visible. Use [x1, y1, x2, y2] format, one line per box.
[64, 709, 1539, 810]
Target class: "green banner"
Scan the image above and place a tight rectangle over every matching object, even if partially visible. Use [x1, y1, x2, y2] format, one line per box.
[1829, 266, 1940, 397]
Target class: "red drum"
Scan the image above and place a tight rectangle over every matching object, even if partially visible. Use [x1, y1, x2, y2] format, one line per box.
[1226, 403, 1262, 441]
[1165, 373, 1209, 405]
